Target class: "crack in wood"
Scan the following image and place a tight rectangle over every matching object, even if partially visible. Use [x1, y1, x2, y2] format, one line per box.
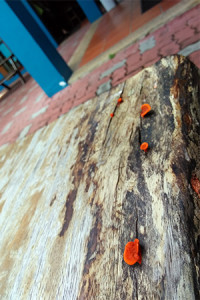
[102, 83, 126, 148]
[114, 155, 123, 202]
[134, 272, 139, 300]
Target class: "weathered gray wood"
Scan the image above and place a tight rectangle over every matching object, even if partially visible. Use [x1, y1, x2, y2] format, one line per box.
[0, 55, 200, 299]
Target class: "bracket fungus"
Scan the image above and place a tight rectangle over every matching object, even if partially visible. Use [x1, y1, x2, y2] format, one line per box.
[124, 239, 142, 265]
[141, 103, 151, 117]
[140, 142, 149, 152]
[117, 97, 122, 104]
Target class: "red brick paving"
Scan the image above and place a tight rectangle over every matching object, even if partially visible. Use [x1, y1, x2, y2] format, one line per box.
[0, 4, 200, 147]
[180, 31, 200, 49]
[159, 41, 180, 56]
[112, 66, 126, 86]
[174, 26, 195, 44]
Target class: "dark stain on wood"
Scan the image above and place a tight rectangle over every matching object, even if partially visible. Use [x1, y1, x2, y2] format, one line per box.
[50, 195, 56, 207]
[59, 113, 99, 237]
[175, 58, 199, 139]
[183, 113, 192, 132]
[171, 59, 200, 298]
[85, 163, 97, 193]
[58, 148, 62, 156]
[171, 154, 196, 192]
[78, 204, 103, 299]
[59, 189, 77, 237]
[191, 175, 200, 199]
[83, 204, 103, 275]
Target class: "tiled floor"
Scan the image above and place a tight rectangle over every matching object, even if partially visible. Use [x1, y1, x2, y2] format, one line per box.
[57, 19, 90, 65]
[79, 0, 181, 67]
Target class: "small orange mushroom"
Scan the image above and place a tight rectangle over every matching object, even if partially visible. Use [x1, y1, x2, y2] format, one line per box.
[141, 103, 151, 117]
[110, 113, 114, 118]
[117, 97, 122, 103]
[140, 142, 149, 152]
[124, 239, 142, 265]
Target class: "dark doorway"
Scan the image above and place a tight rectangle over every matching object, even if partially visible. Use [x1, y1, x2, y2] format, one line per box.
[141, 0, 162, 13]
[28, 1, 87, 44]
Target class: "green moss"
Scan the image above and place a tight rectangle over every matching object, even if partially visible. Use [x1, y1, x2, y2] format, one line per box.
[109, 53, 116, 59]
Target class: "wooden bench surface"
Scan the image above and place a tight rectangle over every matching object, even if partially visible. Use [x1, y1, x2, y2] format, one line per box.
[0, 55, 199, 299]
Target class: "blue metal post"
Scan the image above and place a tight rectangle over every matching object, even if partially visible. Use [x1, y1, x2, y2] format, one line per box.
[76, 0, 102, 23]
[0, 0, 72, 97]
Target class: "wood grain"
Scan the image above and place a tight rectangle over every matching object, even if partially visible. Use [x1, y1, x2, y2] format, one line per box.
[0, 55, 199, 299]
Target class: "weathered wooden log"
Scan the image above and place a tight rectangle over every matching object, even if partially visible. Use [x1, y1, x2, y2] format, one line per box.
[0, 55, 199, 299]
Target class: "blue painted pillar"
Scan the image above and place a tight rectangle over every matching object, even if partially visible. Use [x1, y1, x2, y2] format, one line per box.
[76, 0, 102, 23]
[0, 0, 72, 97]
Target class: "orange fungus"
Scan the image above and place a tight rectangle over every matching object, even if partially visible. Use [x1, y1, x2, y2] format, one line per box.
[110, 113, 114, 118]
[124, 239, 142, 265]
[140, 142, 148, 152]
[118, 97, 122, 103]
[141, 103, 151, 117]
